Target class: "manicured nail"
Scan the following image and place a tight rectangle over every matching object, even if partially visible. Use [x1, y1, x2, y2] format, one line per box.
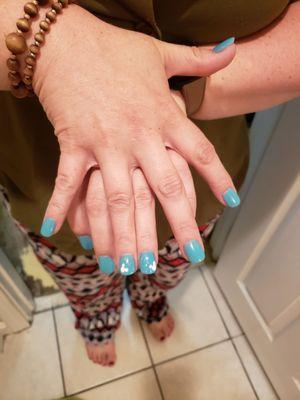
[213, 37, 235, 53]
[184, 239, 205, 264]
[40, 218, 56, 237]
[78, 235, 93, 250]
[223, 188, 240, 208]
[98, 256, 115, 275]
[139, 252, 157, 275]
[119, 254, 136, 276]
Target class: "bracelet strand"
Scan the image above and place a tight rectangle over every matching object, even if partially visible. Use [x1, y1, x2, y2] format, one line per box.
[5, 0, 48, 98]
[22, 0, 69, 97]
[5, 0, 70, 98]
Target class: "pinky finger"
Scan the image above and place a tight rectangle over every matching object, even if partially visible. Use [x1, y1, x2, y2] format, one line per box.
[40, 152, 88, 237]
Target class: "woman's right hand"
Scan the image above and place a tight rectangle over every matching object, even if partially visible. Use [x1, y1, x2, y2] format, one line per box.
[36, 4, 238, 272]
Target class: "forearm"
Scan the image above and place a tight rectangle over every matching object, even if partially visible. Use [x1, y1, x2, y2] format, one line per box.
[194, 1, 300, 120]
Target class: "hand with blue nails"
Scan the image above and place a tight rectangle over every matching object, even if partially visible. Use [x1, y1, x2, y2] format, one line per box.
[37, 5, 238, 270]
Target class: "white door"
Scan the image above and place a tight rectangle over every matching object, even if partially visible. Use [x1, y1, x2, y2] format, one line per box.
[0, 248, 34, 350]
[214, 98, 300, 400]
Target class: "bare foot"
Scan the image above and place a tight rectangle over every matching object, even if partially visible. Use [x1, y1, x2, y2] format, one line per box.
[85, 339, 116, 366]
[148, 314, 175, 341]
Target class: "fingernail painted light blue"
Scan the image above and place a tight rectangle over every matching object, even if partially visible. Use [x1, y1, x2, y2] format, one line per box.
[223, 188, 241, 208]
[140, 252, 156, 275]
[184, 240, 205, 264]
[98, 256, 115, 275]
[213, 37, 235, 53]
[119, 254, 136, 276]
[40, 218, 56, 237]
[79, 235, 93, 250]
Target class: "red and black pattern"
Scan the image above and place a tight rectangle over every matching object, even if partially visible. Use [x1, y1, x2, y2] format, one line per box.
[2, 184, 220, 344]
[27, 215, 220, 339]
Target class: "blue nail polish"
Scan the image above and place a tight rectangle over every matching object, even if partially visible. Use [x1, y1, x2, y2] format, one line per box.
[213, 37, 235, 53]
[139, 252, 157, 275]
[184, 240, 205, 264]
[78, 235, 93, 250]
[40, 218, 56, 237]
[223, 188, 240, 208]
[98, 256, 115, 275]
[119, 254, 136, 276]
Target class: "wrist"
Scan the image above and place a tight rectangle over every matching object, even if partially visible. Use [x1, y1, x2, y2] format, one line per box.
[33, 3, 101, 96]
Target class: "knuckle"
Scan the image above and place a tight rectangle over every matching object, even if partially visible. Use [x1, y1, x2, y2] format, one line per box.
[176, 221, 196, 235]
[107, 192, 132, 211]
[86, 195, 107, 217]
[195, 142, 216, 165]
[191, 45, 203, 59]
[158, 173, 183, 199]
[134, 187, 153, 208]
[115, 233, 132, 248]
[138, 231, 153, 244]
[55, 172, 76, 193]
[49, 200, 65, 213]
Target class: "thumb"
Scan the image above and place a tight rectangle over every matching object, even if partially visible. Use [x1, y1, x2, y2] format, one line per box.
[156, 37, 236, 78]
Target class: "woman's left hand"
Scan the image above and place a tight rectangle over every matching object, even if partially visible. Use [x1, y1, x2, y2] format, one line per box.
[67, 91, 197, 274]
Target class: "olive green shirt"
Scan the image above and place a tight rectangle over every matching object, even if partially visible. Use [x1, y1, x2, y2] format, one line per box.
[0, 0, 290, 253]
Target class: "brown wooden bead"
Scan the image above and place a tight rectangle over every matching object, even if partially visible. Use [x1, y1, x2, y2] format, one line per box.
[24, 2, 38, 17]
[5, 33, 27, 55]
[23, 75, 33, 85]
[52, 1, 62, 12]
[16, 18, 31, 32]
[40, 20, 50, 31]
[46, 10, 56, 21]
[29, 44, 40, 55]
[8, 71, 22, 84]
[24, 13, 31, 19]
[11, 83, 29, 99]
[24, 66, 34, 77]
[25, 55, 36, 67]
[34, 32, 44, 43]
[59, 0, 68, 6]
[7, 58, 20, 71]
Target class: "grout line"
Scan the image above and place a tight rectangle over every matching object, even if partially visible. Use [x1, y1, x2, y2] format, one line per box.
[230, 338, 260, 400]
[34, 302, 69, 315]
[199, 267, 232, 339]
[138, 319, 165, 400]
[236, 335, 280, 400]
[51, 308, 67, 397]
[154, 337, 231, 368]
[201, 265, 244, 335]
[69, 366, 153, 397]
[199, 268, 259, 400]
[201, 267, 279, 399]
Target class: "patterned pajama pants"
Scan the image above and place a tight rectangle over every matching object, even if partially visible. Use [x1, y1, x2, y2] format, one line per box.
[27, 216, 218, 345]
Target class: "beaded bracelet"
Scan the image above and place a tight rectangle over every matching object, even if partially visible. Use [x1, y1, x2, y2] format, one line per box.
[5, 0, 70, 98]
[5, 0, 49, 98]
[22, 0, 69, 97]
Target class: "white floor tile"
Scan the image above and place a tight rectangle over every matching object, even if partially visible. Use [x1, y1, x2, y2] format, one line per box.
[76, 369, 162, 400]
[0, 311, 63, 400]
[143, 269, 228, 364]
[35, 291, 69, 312]
[55, 296, 151, 395]
[233, 336, 278, 400]
[201, 265, 242, 337]
[156, 340, 256, 400]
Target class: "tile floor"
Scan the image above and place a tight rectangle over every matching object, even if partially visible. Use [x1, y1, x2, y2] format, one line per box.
[0, 267, 278, 400]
